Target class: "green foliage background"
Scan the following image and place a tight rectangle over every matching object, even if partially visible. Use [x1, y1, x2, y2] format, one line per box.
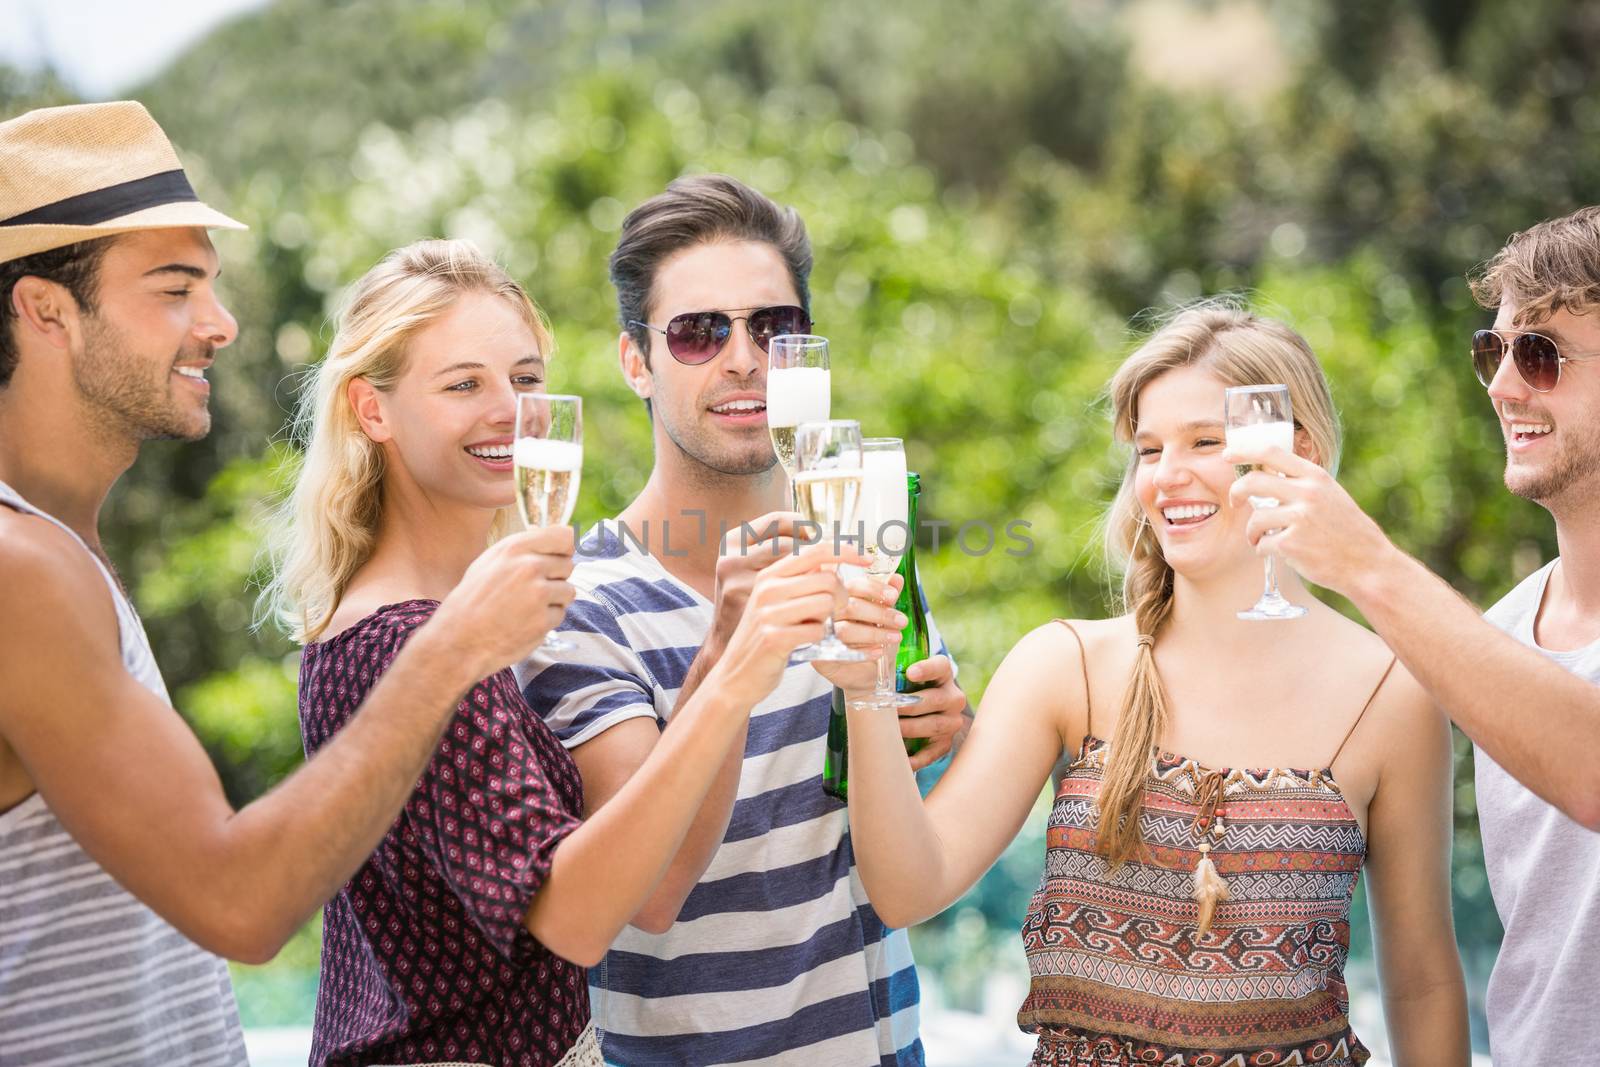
[12, 0, 1600, 1050]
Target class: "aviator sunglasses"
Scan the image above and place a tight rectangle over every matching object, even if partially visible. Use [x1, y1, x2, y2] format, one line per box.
[1472, 329, 1600, 392]
[630, 305, 812, 365]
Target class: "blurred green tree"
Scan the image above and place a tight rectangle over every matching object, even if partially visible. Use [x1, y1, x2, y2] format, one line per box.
[17, 0, 1599, 1043]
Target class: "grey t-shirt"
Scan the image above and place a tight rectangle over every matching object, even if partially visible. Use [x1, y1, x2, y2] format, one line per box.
[1477, 558, 1600, 1065]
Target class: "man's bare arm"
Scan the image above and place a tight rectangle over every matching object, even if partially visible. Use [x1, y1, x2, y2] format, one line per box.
[1349, 548, 1600, 829]
[0, 520, 575, 962]
[1228, 447, 1600, 829]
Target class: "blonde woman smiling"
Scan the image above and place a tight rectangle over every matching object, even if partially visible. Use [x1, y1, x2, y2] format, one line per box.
[266, 239, 849, 1067]
[842, 303, 1469, 1066]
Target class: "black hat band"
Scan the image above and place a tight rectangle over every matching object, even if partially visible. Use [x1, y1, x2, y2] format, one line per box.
[1, 169, 199, 228]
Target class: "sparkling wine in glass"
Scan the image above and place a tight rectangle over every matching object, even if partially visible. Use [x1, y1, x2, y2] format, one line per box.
[514, 392, 583, 651]
[791, 419, 867, 663]
[853, 438, 919, 706]
[766, 335, 831, 479]
[1224, 384, 1306, 621]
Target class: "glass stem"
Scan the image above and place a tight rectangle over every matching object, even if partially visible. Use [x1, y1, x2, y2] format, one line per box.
[875, 639, 896, 696]
[1262, 555, 1282, 602]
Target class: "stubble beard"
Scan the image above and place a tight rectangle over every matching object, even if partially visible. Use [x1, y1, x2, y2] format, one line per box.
[74, 315, 210, 443]
[1505, 425, 1600, 510]
[659, 406, 780, 483]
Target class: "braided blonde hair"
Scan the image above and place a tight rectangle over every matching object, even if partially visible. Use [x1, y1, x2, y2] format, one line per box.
[1095, 300, 1339, 866]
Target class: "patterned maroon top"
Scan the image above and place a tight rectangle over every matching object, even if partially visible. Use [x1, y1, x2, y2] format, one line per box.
[298, 600, 588, 1067]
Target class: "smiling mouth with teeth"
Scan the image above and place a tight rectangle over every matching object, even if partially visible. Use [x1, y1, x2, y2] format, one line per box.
[174, 367, 207, 380]
[1510, 422, 1554, 442]
[1162, 504, 1219, 525]
[465, 445, 513, 460]
[710, 400, 766, 415]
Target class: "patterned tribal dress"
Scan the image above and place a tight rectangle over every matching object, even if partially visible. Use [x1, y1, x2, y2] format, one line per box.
[1018, 626, 1392, 1067]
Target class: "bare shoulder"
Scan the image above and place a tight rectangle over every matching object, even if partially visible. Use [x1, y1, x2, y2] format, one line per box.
[317, 570, 433, 644]
[1311, 607, 1408, 693]
[0, 512, 122, 749]
[0, 510, 117, 638]
[1064, 614, 1140, 658]
[1363, 659, 1448, 752]
[1002, 615, 1129, 677]
[988, 615, 1138, 744]
[1318, 614, 1450, 774]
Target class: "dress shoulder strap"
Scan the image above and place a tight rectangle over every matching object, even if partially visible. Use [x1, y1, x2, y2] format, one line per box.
[1051, 620, 1093, 740]
[1330, 653, 1398, 767]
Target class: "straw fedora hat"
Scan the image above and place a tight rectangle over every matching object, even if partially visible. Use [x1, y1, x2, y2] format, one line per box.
[0, 100, 246, 264]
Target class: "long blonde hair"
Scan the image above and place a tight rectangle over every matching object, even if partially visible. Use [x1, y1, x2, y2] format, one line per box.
[262, 239, 553, 643]
[1095, 299, 1340, 866]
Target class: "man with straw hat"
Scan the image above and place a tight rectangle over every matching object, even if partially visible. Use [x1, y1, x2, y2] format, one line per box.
[0, 102, 577, 1063]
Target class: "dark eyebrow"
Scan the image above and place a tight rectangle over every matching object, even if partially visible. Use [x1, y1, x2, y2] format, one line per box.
[143, 263, 216, 281]
[433, 354, 545, 378]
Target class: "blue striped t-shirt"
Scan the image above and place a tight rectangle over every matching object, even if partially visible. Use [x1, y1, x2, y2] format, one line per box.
[517, 521, 930, 1066]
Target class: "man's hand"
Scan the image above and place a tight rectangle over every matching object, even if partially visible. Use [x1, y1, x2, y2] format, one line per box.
[900, 655, 970, 771]
[707, 542, 863, 708]
[706, 512, 813, 656]
[431, 524, 577, 679]
[1224, 442, 1402, 599]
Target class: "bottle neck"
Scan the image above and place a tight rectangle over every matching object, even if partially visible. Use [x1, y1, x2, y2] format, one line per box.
[896, 482, 921, 580]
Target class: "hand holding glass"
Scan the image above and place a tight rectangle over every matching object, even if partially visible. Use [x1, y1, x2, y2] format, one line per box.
[514, 392, 583, 651]
[790, 419, 867, 663]
[1224, 384, 1306, 621]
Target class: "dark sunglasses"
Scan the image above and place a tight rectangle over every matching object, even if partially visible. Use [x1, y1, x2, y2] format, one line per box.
[629, 305, 812, 365]
[1472, 329, 1600, 392]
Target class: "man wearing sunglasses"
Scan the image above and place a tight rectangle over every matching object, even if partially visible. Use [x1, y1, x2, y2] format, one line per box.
[518, 174, 971, 1065]
[1225, 205, 1600, 1064]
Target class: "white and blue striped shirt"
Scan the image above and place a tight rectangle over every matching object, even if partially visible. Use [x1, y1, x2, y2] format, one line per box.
[517, 521, 931, 1066]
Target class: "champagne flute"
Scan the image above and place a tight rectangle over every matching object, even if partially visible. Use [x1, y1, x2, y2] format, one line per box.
[790, 419, 868, 663]
[1224, 384, 1306, 621]
[852, 437, 920, 706]
[514, 392, 583, 651]
[766, 335, 831, 482]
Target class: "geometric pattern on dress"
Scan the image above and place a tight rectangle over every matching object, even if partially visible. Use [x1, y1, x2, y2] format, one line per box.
[1019, 736, 1370, 1066]
[1042, 849, 1355, 902]
[1025, 950, 1326, 1001]
[1027, 1025, 1366, 1067]
[1081, 810, 1363, 854]
[299, 601, 590, 1067]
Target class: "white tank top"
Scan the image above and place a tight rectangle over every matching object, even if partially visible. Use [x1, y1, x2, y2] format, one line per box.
[0, 479, 247, 1066]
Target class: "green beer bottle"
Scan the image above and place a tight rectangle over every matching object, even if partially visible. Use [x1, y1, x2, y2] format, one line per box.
[823, 472, 932, 800]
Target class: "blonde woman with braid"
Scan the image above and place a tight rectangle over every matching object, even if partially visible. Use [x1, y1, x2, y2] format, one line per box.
[841, 303, 1469, 1065]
